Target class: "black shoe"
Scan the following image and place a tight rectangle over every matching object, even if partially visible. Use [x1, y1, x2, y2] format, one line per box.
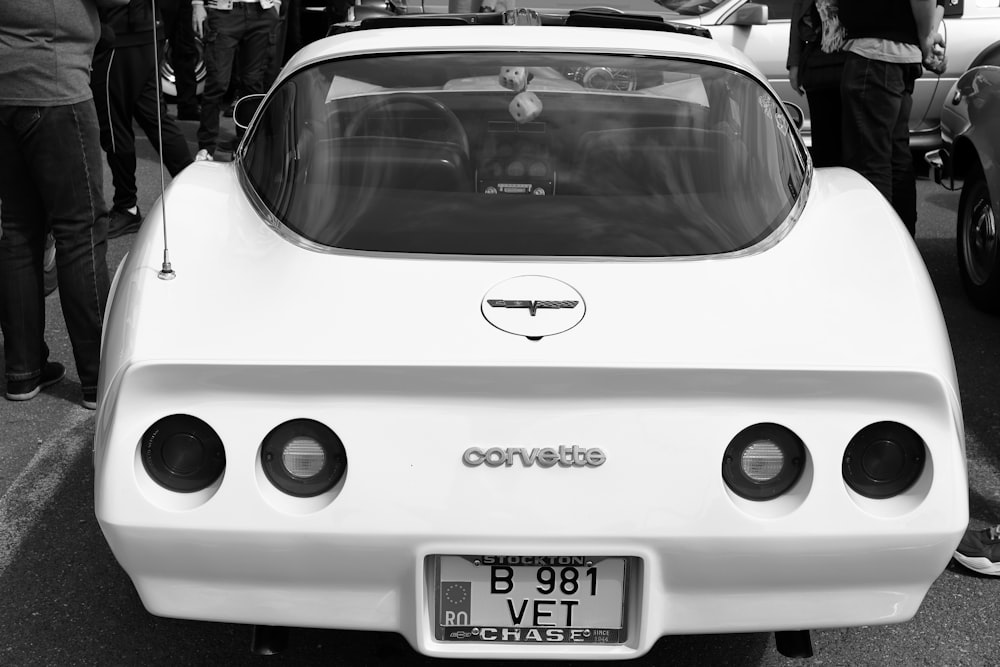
[109, 207, 143, 239]
[954, 524, 1000, 575]
[5, 361, 66, 401]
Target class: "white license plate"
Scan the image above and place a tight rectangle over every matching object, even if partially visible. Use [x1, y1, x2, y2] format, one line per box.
[434, 555, 628, 644]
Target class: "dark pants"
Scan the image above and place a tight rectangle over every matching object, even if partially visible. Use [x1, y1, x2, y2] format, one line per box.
[92, 41, 194, 211]
[198, 5, 279, 153]
[266, 0, 298, 88]
[841, 52, 922, 235]
[0, 102, 111, 393]
[161, 0, 200, 115]
[805, 86, 843, 168]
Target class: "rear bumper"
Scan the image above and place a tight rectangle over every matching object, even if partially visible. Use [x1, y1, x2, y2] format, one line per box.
[101, 525, 960, 660]
[95, 364, 967, 659]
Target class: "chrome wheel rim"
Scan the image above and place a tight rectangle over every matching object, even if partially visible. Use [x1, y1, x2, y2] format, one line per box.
[963, 186, 998, 286]
[159, 38, 207, 89]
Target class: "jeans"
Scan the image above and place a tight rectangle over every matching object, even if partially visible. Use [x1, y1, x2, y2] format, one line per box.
[0, 101, 111, 394]
[841, 52, 923, 234]
[198, 4, 279, 152]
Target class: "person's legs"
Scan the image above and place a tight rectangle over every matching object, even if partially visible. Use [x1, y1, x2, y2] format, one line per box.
[92, 46, 141, 212]
[26, 102, 110, 398]
[805, 85, 843, 168]
[162, 0, 200, 117]
[237, 4, 281, 96]
[889, 63, 922, 236]
[132, 42, 194, 177]
[841, 53, 904, 204]
[0, 107, 48, 389]
[266, 0, 293, 88]
[198, 8, 243, 155]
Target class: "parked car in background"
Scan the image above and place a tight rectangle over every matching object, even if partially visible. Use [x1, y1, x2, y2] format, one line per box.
[99, 8, 966, 661]
[347, 0, 1000, 150]
[926, 65, 1000, 312]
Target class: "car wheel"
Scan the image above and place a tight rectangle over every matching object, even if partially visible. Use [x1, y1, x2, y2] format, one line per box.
[160, 37, 207, 99]
[957, 163, 1000, 313]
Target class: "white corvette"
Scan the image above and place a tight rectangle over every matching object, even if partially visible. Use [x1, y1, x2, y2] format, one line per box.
[95, 10, 968, 661]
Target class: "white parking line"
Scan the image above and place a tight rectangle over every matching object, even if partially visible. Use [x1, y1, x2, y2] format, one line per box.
[0, 410, 93, 578]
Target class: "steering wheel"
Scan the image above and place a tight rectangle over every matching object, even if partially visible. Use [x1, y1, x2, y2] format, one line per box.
[344, 93, 470, 159]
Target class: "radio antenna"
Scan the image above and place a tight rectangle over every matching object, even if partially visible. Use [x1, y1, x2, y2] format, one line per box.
[151, 0, 176, 280]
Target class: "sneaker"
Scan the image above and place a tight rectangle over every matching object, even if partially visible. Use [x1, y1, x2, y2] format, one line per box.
[108, 206, 143, 239]
[5, 361, 66, 401]
[81, 388, 97, 411]
[195, 148, 214, 162]
[953, 524, 1000, 575]
[43, 234, 58, 297]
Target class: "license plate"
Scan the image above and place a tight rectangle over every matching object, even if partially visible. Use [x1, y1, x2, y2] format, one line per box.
[434, 555, 628, 644]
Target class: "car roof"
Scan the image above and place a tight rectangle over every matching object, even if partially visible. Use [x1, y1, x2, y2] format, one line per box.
[280, 23, 762, 81]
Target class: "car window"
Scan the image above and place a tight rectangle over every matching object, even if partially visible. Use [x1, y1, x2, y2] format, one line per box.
[761, 0, 794, 21]
[241, 52, 806, 257]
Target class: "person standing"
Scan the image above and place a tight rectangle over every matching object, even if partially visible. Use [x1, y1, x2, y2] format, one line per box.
[838, 0, 947, 237]
[0, 0, 126, 409]
[788, 0, 848, 168]
[92, 0, 195, 239]
[191, 0, 281, 160]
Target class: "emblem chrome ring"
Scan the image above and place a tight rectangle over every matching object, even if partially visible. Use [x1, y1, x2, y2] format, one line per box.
[481, 275, 586, 338]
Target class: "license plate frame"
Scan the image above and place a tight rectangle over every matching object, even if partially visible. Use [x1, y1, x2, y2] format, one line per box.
[432, 555, 630, 645]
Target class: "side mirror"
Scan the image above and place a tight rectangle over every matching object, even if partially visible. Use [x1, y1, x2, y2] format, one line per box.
[233, 94, 266, 132]
[783, 101, 804, 130]
[723, 2, 768, 26]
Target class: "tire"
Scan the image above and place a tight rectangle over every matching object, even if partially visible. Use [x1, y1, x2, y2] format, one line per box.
[957, 163, 1000, 313]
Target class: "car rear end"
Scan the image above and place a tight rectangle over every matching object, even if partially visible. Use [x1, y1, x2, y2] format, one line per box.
[95, 25, 967, 659]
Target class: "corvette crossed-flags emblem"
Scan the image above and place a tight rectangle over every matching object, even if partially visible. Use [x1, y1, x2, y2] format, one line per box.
[487, 300, 579, 316]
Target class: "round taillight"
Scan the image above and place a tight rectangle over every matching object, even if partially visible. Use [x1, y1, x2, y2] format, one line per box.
[843, 422, 925, 499]
[141, 414, 226, 493]
[261, 419, 347, 497]
[723, 423, 806, 500]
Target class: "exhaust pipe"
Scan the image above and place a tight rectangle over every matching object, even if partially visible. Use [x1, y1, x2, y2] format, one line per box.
[251, 625, 290, 655]
[774, 630, 813, 658]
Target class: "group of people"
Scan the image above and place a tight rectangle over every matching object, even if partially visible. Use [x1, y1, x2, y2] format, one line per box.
[95, 0, 290, 237]
[0, 0, 287, 409]
[788, 0, 1000, 576]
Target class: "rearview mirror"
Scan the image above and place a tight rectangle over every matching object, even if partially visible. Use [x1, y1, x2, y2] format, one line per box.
[723, 2, 768, 26]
